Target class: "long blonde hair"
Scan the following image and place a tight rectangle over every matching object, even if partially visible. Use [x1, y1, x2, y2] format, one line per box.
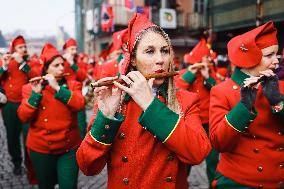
[128, 26, 181, 114]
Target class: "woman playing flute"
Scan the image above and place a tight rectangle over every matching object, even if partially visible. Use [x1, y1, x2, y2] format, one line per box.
[76, 13, 211, 188]
[18, 43, 84, 189]
[209, 21, 284, 189]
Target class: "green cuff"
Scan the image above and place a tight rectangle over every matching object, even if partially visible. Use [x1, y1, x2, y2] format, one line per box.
[182, 70, 196, 84]
[138, 98, 180, 142]
[203, 76, 216, 89]
[90, 109, 124, 144]
[54, 86, 72, 104]
[226, 101, 257, 132]
[71, 64, 78, 72]
[20, 62, 31, 74]
[27, 91, 42, 108]
[0, 67, 7, 75]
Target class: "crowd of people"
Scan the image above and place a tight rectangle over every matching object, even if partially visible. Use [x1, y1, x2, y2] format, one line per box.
[0, 13, 283, 189]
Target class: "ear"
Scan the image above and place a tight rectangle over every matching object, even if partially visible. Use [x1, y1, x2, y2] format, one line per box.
[130, 60, 137, 67]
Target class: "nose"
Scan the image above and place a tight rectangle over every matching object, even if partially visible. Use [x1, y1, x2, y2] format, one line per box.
[155, 52, 164, 66]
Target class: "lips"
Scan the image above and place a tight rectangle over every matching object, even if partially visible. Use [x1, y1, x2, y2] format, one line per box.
[155, 69, 165, 73]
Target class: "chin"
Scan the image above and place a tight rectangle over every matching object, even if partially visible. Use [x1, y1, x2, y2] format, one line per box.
[153, 79, 165, 87]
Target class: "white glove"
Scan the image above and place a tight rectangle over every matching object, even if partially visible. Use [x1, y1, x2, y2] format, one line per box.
[0, 92, 7, 104]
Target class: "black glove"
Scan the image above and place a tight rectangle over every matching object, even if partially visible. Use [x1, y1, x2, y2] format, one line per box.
[240, 86, 257, 111]
[261, 75, 283, 105]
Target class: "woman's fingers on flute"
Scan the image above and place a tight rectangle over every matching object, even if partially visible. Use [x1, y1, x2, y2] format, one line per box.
[120, 75, 133, 86]
[113, 81, 131, 94]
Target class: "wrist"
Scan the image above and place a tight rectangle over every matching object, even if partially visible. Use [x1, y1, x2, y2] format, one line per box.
[141, 96, 154, 111]
[54, 85, 60, 92]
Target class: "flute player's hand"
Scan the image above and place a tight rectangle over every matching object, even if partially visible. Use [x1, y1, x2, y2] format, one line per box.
[94, 76, 122, 119]
[31, 79, 43, 94]
[114, 71, 154, 111]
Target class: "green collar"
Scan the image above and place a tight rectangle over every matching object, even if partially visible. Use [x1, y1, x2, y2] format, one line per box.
[231, 67, 250, 86]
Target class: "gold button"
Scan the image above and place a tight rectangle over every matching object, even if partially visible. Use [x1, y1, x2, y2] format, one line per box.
[122, 178, 129, 185]
[252, 135, 257, 139]
[48, 141, 52, 145]
[165, 176, 173, 182]
[9, 84, 12, 88]
[257, 184, 263, 189]
[278, 132, 283, 136]
[8, 77, 11, 80]
[42, 106, 46, 110]
[280, 164, 284, 169]
[233, 85, 238, 90]
[196, 90, 199, 93]
[122, 156, 128, 162]
[66, 149, 69, 153]
[44, 118, 48, 122]
[257, 166, 263, 172]
[105, 125, 110, 130]
[277, 147, 284, 152]
[279, 181, 284, 187]
[253, 148, 260, 153]
[118, 133, 125, 140]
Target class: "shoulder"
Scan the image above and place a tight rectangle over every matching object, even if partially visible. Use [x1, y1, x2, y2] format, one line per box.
[211, 78, 238, 94]
[67, 80, 82, 89]
[176, 88, 199, 107]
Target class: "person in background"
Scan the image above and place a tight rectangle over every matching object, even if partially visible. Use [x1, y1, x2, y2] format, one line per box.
[18, 43, 84, 189]
[209, 21, 284, 189]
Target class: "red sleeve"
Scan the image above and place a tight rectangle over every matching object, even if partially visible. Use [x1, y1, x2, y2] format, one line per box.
[17, 84, 39, 123]
[209, 85, 242, 152]
[174, 69, 191, 90]
[67, 81, 85, 112]
[76, 104, 109, 176]
[164, 92, 211, 164]
[76, 62, 87, 82]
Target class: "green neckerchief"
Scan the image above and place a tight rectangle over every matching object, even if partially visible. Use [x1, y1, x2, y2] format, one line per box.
[231, 67, 250, 87]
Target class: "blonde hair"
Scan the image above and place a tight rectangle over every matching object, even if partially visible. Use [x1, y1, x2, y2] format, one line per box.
[128, 26, 181, 114]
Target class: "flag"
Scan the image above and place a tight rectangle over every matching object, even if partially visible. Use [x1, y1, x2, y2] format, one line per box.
[101, 3, 114, 32]
[125, 0, 135, 10]
[136, 6, 150, 19]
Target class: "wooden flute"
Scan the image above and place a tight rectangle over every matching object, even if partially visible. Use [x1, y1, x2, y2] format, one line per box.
[29, 73, 70, 83]
[90, 71, 179, 88]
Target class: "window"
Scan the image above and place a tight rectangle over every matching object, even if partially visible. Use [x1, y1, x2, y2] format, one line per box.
[194, 0, 204, 13]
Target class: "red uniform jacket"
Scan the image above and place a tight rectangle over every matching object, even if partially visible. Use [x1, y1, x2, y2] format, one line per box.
[209, 68, 284, 188]
[175, 68, 217, 124]
[0, 58, 38, 103]
[64, 60, 87, 82]
[100, 59, 119, 78]
[77, 89, 211, 189]
[18, 80, 85, 154]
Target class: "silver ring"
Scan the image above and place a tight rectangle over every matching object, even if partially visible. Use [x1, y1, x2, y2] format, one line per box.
[129, 81, 133, 87]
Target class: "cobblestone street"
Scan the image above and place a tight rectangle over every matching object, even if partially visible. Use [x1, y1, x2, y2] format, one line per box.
[0, 110, 208, 189]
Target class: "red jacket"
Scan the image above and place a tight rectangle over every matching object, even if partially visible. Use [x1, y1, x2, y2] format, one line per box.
[175, 68, 217, 124]
[77, 89, 211, 189]
[0, 58, 38, 103]
[18, 80, 85, 154]
[64, 60, 87, 82]
[100, 59, 119, 78]
[209, 68, 284, 188]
